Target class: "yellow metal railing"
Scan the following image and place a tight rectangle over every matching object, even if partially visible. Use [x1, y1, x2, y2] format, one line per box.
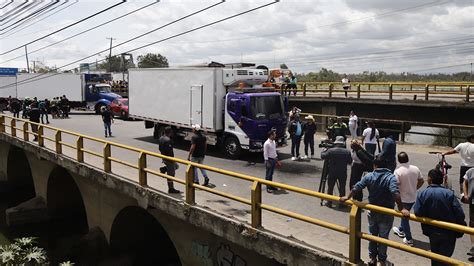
[282, 82, 474, 101]
[0, 114, 472, 265]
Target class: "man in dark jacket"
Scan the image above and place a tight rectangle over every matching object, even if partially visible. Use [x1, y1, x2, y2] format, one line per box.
[288, 114, 303, 161]
[28, 102, 41, 141]
[158, 126, 181, 194]
[321, 136, 352, 207]
[302, 115, 317, 159]
[414, 169, 466, 266]
[379, 135, 397, 172]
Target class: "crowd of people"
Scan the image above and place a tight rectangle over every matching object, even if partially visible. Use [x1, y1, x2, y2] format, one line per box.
[263, 107, 474, 266]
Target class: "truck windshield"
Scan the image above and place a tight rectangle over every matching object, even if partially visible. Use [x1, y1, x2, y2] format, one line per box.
[250, 95, 284, 120]
[96, 85, 111, 93]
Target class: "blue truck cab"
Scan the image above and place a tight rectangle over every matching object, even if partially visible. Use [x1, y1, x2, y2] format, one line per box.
[82, 73, 121, 112]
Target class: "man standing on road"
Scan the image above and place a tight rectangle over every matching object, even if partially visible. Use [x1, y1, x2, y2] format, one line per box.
[10, 98, 20, 118]
[321, 136, 352, 207]
[329, 116, 348, 142]
[288, 114, 303, 161]
[188, 124, 210, 186]
[100, 106, 113, 138]
[462, 168, 474, 258]
[302, 115, 316, 159]
[414, 169, 465, 266]
[379, 135, 397, 172]
[392, 152, 424, 246]
[28, 101, 40, 141]
[341, 156, 410, 266]
[158, 126, 181, 194]
[264, 129, 280, 193]
[443, 134, 474, 194]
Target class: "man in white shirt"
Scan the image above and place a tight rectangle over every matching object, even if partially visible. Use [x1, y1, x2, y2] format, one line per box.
[348, 110, 358, 140]
[443, 134, 474, 194]
[263, 129, 281, 193]
[462, 168, 474, 257]
[342, 76, 350, 97]
[392, 152, 424, 246]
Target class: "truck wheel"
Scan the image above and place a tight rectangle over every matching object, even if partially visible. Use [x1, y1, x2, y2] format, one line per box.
[121, 110, 128, 120]
[95, 103, 105, 114]
[224, 136, 241, 159]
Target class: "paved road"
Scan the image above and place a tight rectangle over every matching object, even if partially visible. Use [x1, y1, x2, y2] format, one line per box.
[5, 112, 473, 265]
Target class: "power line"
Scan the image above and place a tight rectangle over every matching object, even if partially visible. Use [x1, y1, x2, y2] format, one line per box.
[0, 0, 29, 22]
[0, 1, 14, 10]
[0, 1, 60, 32]
[0, 0, 43, 26]
[0, 1, 161, 64]
[0, 0, 78, 38]
[0, 0, 127, 56]
[0, 0, 279, 90]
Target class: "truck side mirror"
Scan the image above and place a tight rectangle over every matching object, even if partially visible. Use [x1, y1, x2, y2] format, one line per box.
[283, 96, 289, 113]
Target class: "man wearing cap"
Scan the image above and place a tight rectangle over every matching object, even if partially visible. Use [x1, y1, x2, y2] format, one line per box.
[443, 134, 474, 194]
[188, 124, 210, 186]
[264, 129, 280, 193]
[288, 114, 303, 161]
[321, 136, 352, 207]
[302, 115, 316, 159]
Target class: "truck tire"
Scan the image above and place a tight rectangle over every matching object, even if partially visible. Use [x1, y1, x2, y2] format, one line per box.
[95, 103, 105, 114]
[224, 136, 241, 159]
[121, 110, 128, 120]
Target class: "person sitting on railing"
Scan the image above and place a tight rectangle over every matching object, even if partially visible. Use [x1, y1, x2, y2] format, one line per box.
[414, 169, 466, 266]
[340, 155, 410, 266]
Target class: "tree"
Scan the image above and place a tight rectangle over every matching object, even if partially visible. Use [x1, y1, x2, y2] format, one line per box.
[137, 53, 169, 68]
[98, 55, 135, 72]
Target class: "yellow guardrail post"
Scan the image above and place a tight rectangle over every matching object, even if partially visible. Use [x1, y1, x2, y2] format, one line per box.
[37, 125, 44, 147]
[77, 136, 84, 163]
[357, 84, 361, 99]
[186, 164, 195, 204]
[251, 181, 262, 228]
[349, 204, 362, 264]
[389, 84, 393, 100]
[466, 85, 470, 102]
[138, 152, 147, 186]
[303, 83, 307, 97]
[410, 84, 413, 91]
[328, 83, 333, 98]
[23, 122, 29, 141]
[55, 130, 62, 154]
[425, 84, 429, 101]
[10, 119, 16, 137]
[434, 84, 437, 91]
[104, 143, 111, 173]
[0, 115, 4, 133]
[368, 84, 371, 91]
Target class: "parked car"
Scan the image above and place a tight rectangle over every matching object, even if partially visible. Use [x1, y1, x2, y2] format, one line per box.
[109, 98, 129, 119]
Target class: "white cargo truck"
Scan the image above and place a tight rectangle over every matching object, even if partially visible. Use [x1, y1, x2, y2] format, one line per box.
[128, 67, 288, 159]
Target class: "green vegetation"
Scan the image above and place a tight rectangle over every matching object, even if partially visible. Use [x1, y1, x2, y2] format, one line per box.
[137, 53, 169, 68]
[0, 237, 47, 265]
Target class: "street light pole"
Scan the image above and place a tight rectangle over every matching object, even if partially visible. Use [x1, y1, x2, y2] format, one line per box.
[106, 37, 116, 72]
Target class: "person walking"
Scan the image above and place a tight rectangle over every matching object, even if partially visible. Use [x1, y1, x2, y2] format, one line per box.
[263, 129, 280, 193]
[348, 110, 358, 140]
[38, 99, 49, 124]
[10, 98, 20, 118]
[100, 106, 113, 138]
[414, 169, 466, 266]
[443, 134, 474, 194]
[379, 135, 397, 172]
[349, 140, 374, 201]
[158, 126, 181, 194]
[462, 168, 474, 257]
[321, 136, 352, 208]
[188, 124, 210, 186]
[392, 152, 424, 246]
[288, 114, 303, 161]
[302, 115, 316, 159]
[340, 156, 410, 266]
[28, 101, 40, 141]
[362, 121, 379, 156]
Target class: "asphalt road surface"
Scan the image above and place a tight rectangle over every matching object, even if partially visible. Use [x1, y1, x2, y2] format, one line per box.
[5, 112, 473, 265]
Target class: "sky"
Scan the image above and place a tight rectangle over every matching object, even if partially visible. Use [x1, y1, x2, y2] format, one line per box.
[0, 0, 472, 74]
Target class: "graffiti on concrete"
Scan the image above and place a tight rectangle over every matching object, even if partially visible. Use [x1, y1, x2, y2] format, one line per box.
[216, 244, 246, 266]
[192, 241, 213, 266]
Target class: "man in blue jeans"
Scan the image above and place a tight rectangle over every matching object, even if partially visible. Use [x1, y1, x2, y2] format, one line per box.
[288, 114, 302, 161]
[100, 106, 113, 137]
[392, 152, 424, 246]
[263, 129, 280, 193]
[340, 156, 410, 266]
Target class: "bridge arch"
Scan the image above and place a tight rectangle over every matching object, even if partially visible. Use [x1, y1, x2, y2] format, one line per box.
[6, 145, 35, 205]
[109, 206, 181, 265]
[46, 166, 88, 230]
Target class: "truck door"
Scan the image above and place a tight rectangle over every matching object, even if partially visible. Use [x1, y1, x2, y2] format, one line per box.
[190, 85, 203, 126]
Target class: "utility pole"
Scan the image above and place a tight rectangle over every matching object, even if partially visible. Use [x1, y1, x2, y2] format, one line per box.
[25, 45, 30, 73]
[106, 37, 116, 72]
[33, 60, 36, 73]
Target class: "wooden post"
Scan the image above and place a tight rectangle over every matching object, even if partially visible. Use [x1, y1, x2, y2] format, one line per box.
[434, 85, 437, 91]
[23, 122, 29, 141]
[410, 84, 413, 91]
[0, 116, 4, 133]
[448, 126, 453, 147]
[104, 143, 111, 173]
[425, 84, 429, 101]
[185, 164, 195, 204]
[55, 130, 62, 154]
[357, 84, 361, 99]
[389, 84, 393, 100]
[138, 152, 147, 186]
[368, 84, 371, 91]
[10, 119, 16, 137]
[400, 122, 406, 143]
[302, 83, 307, 97]
[349, 204, 362, 264]
[251, 181, 262, 228]
[466, 86, 470, 102]
[37, 125, 44, 147]
[328, 83, 333, 98]
[77, 136, 84, 163]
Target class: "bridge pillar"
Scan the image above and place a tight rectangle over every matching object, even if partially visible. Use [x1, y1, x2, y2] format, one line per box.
[321, 105, 336, 130]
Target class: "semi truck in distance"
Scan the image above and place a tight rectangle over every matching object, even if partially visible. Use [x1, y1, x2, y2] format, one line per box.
[128, 67, 288, 159]
[0, 72, 121, 112]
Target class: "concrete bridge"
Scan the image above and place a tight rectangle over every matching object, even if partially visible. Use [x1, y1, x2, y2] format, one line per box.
[0, 117, 342, 265]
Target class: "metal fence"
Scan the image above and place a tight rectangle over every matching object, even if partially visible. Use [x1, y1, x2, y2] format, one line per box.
[0, 114, 472, 265]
